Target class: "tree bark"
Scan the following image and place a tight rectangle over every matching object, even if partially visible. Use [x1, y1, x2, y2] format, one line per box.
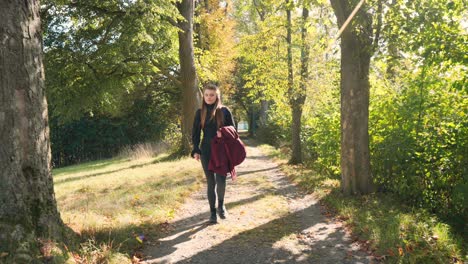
[0, 0, 65, 259]
[258, 98, 268, 126]
[289, 7, 310, 164]
[286, 1, 307, 164]
[330, 0, 373, 194]
[177, 0, 202, 154]
[247, 104, 259, 137]
[286, 0, 293, 105]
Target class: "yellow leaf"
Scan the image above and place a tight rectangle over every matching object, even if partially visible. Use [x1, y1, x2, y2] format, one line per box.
[398, 247, 404, 256]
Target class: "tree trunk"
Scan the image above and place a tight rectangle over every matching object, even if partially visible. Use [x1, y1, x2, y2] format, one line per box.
[289, 7, 310, 164]
[248, 106, 257, 137]
[286, 0, 305, 165]
[258, 99, 268, 126]
[286, 0, 293, 104]
[177, 0, 202, 154]
[194, 0, 202, 49]
[330, 0, 373, 195]
[204, 0, 211, 12]
[386, 0, 398, 80]
[0, 0, 65, 259]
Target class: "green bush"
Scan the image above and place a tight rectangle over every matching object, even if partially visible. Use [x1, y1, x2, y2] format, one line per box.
[50, 93, 177, 167]
[299, 65, 467, 226]
[370, 70, 467, 221]
[302, 109, 340, 176]
[255, 104, 291, 147]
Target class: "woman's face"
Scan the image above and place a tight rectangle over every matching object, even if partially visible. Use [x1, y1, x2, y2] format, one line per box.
[204, 89, 217, 105]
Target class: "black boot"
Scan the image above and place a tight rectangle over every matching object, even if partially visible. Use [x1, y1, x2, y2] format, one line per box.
[209, 208, 217, 224]
[218, 201, 228, 219]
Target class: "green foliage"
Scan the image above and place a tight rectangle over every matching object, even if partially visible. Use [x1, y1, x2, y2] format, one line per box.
[235, 15, 289, 103]
[232, 0, 329, 142]
[42, 1, 239, 165]
[194, 3, 237, 89]
[296, 0, 468, 225]
[42, 0, 180, 120]
[256, 103, 291, 147]
[302, 59, 467, 225]
[369, 64, 467, 220]
[382, 0, 467, 67]
[41, 1, 187, 167]
[302, 104, 340, 175]
[301, 57, 341, 175]
[50, 87, 177, 167]
[367, 0, 468, 221]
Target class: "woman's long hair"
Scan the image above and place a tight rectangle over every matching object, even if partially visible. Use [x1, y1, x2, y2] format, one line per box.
[201, 84, 224, 129]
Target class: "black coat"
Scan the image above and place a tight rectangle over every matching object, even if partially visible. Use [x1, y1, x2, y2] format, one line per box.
[191, 104, 235, 157]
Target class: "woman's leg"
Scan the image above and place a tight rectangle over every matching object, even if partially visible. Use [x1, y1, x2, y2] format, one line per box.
[215, 173, 227, 218]
[201, 154, 217, 222]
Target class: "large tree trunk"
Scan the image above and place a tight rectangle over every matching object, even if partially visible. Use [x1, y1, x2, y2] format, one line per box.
[0, 0, 64, 259]
[177, 0, 202, 154]
[330, 0, 373, 195]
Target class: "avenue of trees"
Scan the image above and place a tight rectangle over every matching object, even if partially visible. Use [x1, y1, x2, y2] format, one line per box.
[1, 0, 466, 260]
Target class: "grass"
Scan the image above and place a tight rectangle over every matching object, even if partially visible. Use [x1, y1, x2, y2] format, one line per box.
[258, 144, 467, 264]
[51, 152, 204, 263]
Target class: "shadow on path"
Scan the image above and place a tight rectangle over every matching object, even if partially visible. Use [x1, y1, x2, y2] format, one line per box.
[176, 204, 362, 264]
[142, 139, 372, 264]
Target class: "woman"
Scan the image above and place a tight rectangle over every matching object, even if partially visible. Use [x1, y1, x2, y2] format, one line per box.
[192, 83, 235, 224]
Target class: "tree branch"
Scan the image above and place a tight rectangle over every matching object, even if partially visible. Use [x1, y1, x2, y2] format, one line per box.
[99, 15, 121, 45]
[253, 0, 266, 22]
[150, 58, 182, 87]
[160, 14, 184, 30]
[372, 0, 383, 53]
[68, 2, 128, 16]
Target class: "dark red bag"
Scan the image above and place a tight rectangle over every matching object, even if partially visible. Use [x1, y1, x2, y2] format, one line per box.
[209, 126, 246, 180]
[220, 126, 246, 166]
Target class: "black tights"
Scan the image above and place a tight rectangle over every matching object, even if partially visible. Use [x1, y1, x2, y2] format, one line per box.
[201, 154, 226, 210]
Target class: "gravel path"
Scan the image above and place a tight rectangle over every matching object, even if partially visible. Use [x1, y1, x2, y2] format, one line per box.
[142, 140, 374, 264]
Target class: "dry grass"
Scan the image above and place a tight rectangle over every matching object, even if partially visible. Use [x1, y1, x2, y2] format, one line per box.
[117, 142, 170, 160]
[52, 153, 203, 263]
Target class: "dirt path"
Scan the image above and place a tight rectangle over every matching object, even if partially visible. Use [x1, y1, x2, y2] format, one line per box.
[142, 140, 373, 264]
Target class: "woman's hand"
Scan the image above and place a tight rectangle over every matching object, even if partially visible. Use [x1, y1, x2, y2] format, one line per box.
[217, 131, 222, 138]
[193, 153, 200, 161]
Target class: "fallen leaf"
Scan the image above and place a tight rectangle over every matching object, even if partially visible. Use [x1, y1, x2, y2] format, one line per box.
[132, 255, 140, 263]
[0, 252, 8, 258]
[398, 247, 404, 256]
[387, 248, 395, 256]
